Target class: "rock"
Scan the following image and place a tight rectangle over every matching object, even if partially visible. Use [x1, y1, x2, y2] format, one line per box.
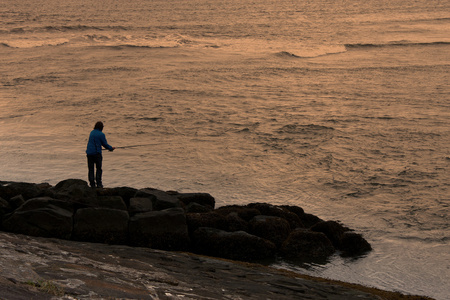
[246, 203, 303, 229]
[185, 201, 212, 213]
[281, 228, 335, 259]
[73, 207, 129, 244]
[135, 188, 181, 210]
[16, 197, 74, 213]
[340, 232, 372, 256]
[0, 179, 372, 265]
[0, 182, 43, 200]
[300, 213, 323, 228]
[2, 197, 74, 239]
[52, 179, 96, 204]
[280, 205, 305, 216]
[225, 212, 249, 232]
[192, 227, 276, 261]
[96, 196, 127, 210]
[248, 215, 291, 247]
[97, 186, 138, 207]
[177, 192, 215, 209]
[129, 207, 190, 251]
[311, 220, 348, 248]
[0, 231, 406, 300]
[0, 198, 11, 222]
[9, 194, 25, 209]
[215, 205, 261, 221]
[186, 211, 228, 235]
[128, 197, 153, 215]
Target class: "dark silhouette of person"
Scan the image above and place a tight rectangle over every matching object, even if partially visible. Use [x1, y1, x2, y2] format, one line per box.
[86, 121, 115, 188]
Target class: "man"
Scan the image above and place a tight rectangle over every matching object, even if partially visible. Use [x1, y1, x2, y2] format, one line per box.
[86, 121, 115, 188]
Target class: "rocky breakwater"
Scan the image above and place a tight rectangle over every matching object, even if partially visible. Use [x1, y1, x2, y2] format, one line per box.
[0, 179, 371, 263]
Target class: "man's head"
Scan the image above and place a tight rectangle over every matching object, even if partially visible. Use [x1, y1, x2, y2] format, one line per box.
[94, 121, 104, 131]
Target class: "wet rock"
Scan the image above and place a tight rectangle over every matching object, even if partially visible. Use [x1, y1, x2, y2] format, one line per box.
[193, 227, 276, 261]
[300, 212, 324, 228]
[135, 188, 181, 210]
[247, 203, 303, 229]
[2, 197, 74, 239]
[311, 220, 348, 248]
[249, 215, 291, 247]
[0, 231, 403, 300]
[281, 228, 335, 259]
[73, 207, 129, 244]
[340, 232, 372, 256]
[129, 207, 190, 251]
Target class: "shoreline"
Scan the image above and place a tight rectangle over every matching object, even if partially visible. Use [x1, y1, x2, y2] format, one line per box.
[0, 179, 435, 299]
[0, 231, 434, 300]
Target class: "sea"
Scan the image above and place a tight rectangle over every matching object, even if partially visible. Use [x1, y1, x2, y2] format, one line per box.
[0, 0, 449, 298]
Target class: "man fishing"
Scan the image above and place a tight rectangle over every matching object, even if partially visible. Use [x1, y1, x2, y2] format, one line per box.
[86, 121, 115, 188]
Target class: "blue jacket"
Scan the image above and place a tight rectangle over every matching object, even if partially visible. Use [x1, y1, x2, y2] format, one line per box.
[86, 129, 113, 155]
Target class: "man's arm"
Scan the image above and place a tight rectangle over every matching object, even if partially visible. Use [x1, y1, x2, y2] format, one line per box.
[100, 133, 115, 151]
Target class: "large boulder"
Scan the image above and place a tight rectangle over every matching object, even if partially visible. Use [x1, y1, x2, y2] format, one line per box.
[0, 182, 44, 200]
[128, 197, 153, 215]
[192, 227, 276, 261]
[0, 197, 11, 221]
[215, 205, 260, 221]
[339, 232, 372, 256]
[248, 215, 291, 247]
[185, 202, 212, 213]
[186, 212, 228, 235]
[73, 207, 129, 244]
[8, 194, 25, 210]
[177, 192, 215, 210]
[52, 179, 96, 204]
[96, 196, 127, 210]
[246, 203, 304, 229]
[281, 228, 335, 259]
[310, 221, 348, 248]
[225, 212, 249, 232]
[2, 197, 74, 239]
[135, 188, 181, 210]
[96, 186, 138, 207]
[299, 213, 323, 228]
[0, 182, 48, 200]
[129, 207, 190, 251]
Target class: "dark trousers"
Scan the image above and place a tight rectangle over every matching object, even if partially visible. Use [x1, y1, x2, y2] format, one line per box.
[87, 154, 103, 188]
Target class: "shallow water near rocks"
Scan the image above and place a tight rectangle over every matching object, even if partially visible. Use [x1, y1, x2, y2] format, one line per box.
[1, 0, 449, 299]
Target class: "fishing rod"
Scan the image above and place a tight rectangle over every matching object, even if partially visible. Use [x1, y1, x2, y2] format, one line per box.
[114, 143, 164, 149]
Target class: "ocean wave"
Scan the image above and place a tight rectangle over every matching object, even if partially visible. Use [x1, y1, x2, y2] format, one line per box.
[277, 124, 335, 134]
[275, 46, 347, 58]
[345, 41, 450, 49]
[0, 39, 68, 48]
[4, 25, 130, 34]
